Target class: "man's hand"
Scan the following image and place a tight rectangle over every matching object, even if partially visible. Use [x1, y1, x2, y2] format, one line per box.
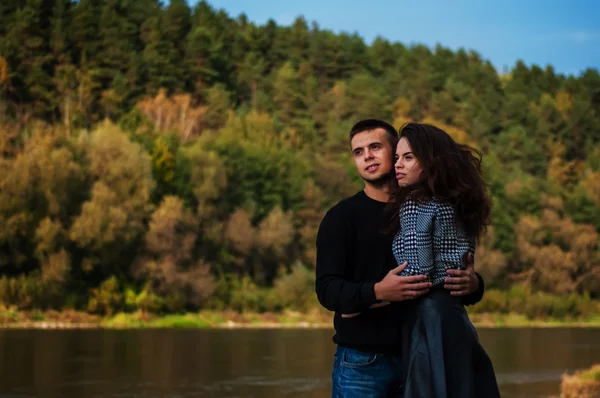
[373, 262, 431, 302]
[342, 262, 431, 318]
[444, 253, 479, 296]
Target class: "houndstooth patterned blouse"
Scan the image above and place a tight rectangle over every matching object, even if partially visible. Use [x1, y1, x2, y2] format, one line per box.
[392, 199, 476, 286]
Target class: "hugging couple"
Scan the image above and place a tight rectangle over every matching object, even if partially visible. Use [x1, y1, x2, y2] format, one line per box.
[315, 120, 501, 397]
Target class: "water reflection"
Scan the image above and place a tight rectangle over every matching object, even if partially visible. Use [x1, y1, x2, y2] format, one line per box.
[0, 328, 598, 398]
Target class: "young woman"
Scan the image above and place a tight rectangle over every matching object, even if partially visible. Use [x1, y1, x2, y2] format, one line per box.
[390, 122, 500, 397]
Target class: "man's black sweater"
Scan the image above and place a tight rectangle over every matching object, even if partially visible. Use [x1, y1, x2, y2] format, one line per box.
[315, 190, 484, 354]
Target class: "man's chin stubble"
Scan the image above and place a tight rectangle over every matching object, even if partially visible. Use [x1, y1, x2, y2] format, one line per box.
[363, 174, 393, 188]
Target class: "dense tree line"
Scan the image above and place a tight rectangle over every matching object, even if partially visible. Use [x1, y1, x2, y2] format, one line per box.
[0, 0, 598, 315]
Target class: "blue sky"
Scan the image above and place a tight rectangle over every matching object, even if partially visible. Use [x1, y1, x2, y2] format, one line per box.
[196, 0, 600, 77]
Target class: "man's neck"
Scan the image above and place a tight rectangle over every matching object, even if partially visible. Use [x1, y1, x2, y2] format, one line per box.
[364, 184, 389, 203]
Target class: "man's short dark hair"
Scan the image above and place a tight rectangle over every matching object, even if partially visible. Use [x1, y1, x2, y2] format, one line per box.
[349, 119, 399, 148]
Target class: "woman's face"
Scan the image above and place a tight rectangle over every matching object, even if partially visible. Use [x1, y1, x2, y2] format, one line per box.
[395, 137, 423, 187]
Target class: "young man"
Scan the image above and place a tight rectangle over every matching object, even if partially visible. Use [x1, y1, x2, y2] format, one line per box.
[315, 119, 485, 397]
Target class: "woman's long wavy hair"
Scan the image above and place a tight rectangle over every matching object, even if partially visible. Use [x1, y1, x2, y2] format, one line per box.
[386, 123, 491, 241]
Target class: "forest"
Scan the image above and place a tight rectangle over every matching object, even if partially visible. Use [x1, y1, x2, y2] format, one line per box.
[0, 0, 598, 321]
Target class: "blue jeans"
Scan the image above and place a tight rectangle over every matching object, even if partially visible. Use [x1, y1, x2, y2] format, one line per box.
[331, 346, 403, 398]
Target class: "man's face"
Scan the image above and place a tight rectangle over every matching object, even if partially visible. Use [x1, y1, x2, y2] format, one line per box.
[350, 128, 394, 186]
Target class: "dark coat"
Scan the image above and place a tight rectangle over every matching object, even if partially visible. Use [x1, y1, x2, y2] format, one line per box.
[400, 288, 501, 398]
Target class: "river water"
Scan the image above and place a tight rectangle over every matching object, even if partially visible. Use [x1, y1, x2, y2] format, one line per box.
[0, 327, 598, 397]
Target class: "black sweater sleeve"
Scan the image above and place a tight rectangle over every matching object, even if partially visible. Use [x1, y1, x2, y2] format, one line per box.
[315, 207, 378, 314]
